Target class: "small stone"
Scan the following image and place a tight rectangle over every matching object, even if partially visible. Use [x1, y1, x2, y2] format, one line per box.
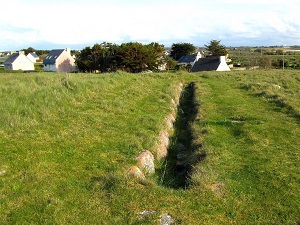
[166, 114, 175, 129]
[178, 107, 184, 114]
[0, 169, 7, 176]
[161, 214, 174, 225]
[0, 166, 8, 176]
[176, 143, 186, 151]
[136, 150, 155, 174]
[138, 210, 156, 218]
[272, 84, 281, 89]
[176, 151, 188, 160]
[210, 182, 225, 198]
[127, 166, 145, 180]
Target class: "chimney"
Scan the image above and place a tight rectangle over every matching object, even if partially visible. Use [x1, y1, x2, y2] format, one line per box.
[219, 56, 226, 63]
[66, 48, 71, 55]
[18, 51, 25, 55]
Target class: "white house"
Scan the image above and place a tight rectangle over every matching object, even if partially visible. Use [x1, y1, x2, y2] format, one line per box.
[191, 56, 231, 72]
[178, 52, 202, 67]
[4, 51, 34, 71]
[43, 48, 76, 72]
[27, 52, 39, 63]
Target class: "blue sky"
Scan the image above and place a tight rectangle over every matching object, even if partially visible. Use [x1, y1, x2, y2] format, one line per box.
[1, 0, 300, 50]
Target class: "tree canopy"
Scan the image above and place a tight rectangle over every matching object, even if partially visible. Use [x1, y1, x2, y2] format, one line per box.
[21, 47, 50, 56]
[75, 42, 166, 73]
[205, 40, 228, 57]
[170, 43, 197, 61]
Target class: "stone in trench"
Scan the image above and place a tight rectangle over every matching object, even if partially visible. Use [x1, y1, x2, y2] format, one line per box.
[176, 151, 188, 161]
[136, 150, 155, 174]
[176, 143, 186, 151]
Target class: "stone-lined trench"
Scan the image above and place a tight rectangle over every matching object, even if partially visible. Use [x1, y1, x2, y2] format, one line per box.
[128, 82, 205, 190]
[158, 82, 205, 189]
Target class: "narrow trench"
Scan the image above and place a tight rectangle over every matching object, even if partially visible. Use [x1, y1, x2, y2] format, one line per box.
[159, 82, 206, 189]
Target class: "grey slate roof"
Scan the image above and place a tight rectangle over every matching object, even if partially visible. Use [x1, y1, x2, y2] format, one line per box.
[4, 53, 19, 65]
[28, 52, 39, 58]
[178, 54, 198, 64]
[43, 49, 64, 64]
[191, 57, 220, 72]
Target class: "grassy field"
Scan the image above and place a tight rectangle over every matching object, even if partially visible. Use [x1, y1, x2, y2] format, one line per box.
[0, 70, 299, 224]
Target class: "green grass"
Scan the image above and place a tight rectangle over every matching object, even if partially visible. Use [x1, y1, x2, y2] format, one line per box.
[189, 70, 300, 224]
[0, 70, 299, 224]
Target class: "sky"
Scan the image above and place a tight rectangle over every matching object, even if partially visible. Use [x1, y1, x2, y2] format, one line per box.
[1, 0, 300, 51]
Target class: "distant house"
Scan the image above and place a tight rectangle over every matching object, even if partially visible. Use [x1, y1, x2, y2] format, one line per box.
[27, 52, 39, 63]
[43, 48, 76, 72]
[4, 51, 34, 71]
[191, 56, 231, 72]
[178, 52, 202, 67]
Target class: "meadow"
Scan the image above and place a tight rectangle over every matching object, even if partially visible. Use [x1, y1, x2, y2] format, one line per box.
[0, 70, 299, 224]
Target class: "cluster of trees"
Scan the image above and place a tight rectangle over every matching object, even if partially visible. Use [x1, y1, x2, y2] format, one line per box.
[21, 47, 50, 57]
[169, 40, 228, 61]
[75, 42, 170, 73]
[75, 40, 228, 73]
[205, 40, 228, 57]
[170, 43, 196, 60]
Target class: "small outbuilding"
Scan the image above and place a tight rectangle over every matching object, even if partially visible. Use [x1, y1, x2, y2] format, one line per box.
[43, 48, 76, 72]
[191, 56, 230, 72]
[4, 51, 34, 71]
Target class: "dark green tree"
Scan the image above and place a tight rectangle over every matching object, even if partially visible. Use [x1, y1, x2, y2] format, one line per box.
[143, 42, 165, 71]
[170, 43, 196, 61]
[98, 42, 118, 72]
[116, 42, 165, 73]
[21, 47, 35, 55]
[164, 57, 177, 70]
[76, 42, 165, 73]
[116, 42, 147, 73]
[205, 40, 228, 57]
[75, 46, 93, 72]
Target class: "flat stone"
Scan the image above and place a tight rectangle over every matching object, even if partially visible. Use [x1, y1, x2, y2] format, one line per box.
[138, 210, 156, 218]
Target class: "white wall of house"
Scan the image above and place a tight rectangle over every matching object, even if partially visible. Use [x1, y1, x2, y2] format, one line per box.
[56, 50, 76, 72]
[6, 54, 34, 71]
[44, 64, 57, 72]
[44, 49, 77, 72]
[216, 56, 231, 71]
[27, 53, 38, 63]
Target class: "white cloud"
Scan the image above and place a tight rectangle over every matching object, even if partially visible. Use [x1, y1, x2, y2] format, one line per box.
[1, 0, 300, 50]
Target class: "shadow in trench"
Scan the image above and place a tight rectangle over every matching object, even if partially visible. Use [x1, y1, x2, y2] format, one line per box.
[158, 82, 206, 189]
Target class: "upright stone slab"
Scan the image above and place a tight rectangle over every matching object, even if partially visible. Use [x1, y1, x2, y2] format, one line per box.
[136, 150, 155, 174]
[157, 131, 170, 160]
